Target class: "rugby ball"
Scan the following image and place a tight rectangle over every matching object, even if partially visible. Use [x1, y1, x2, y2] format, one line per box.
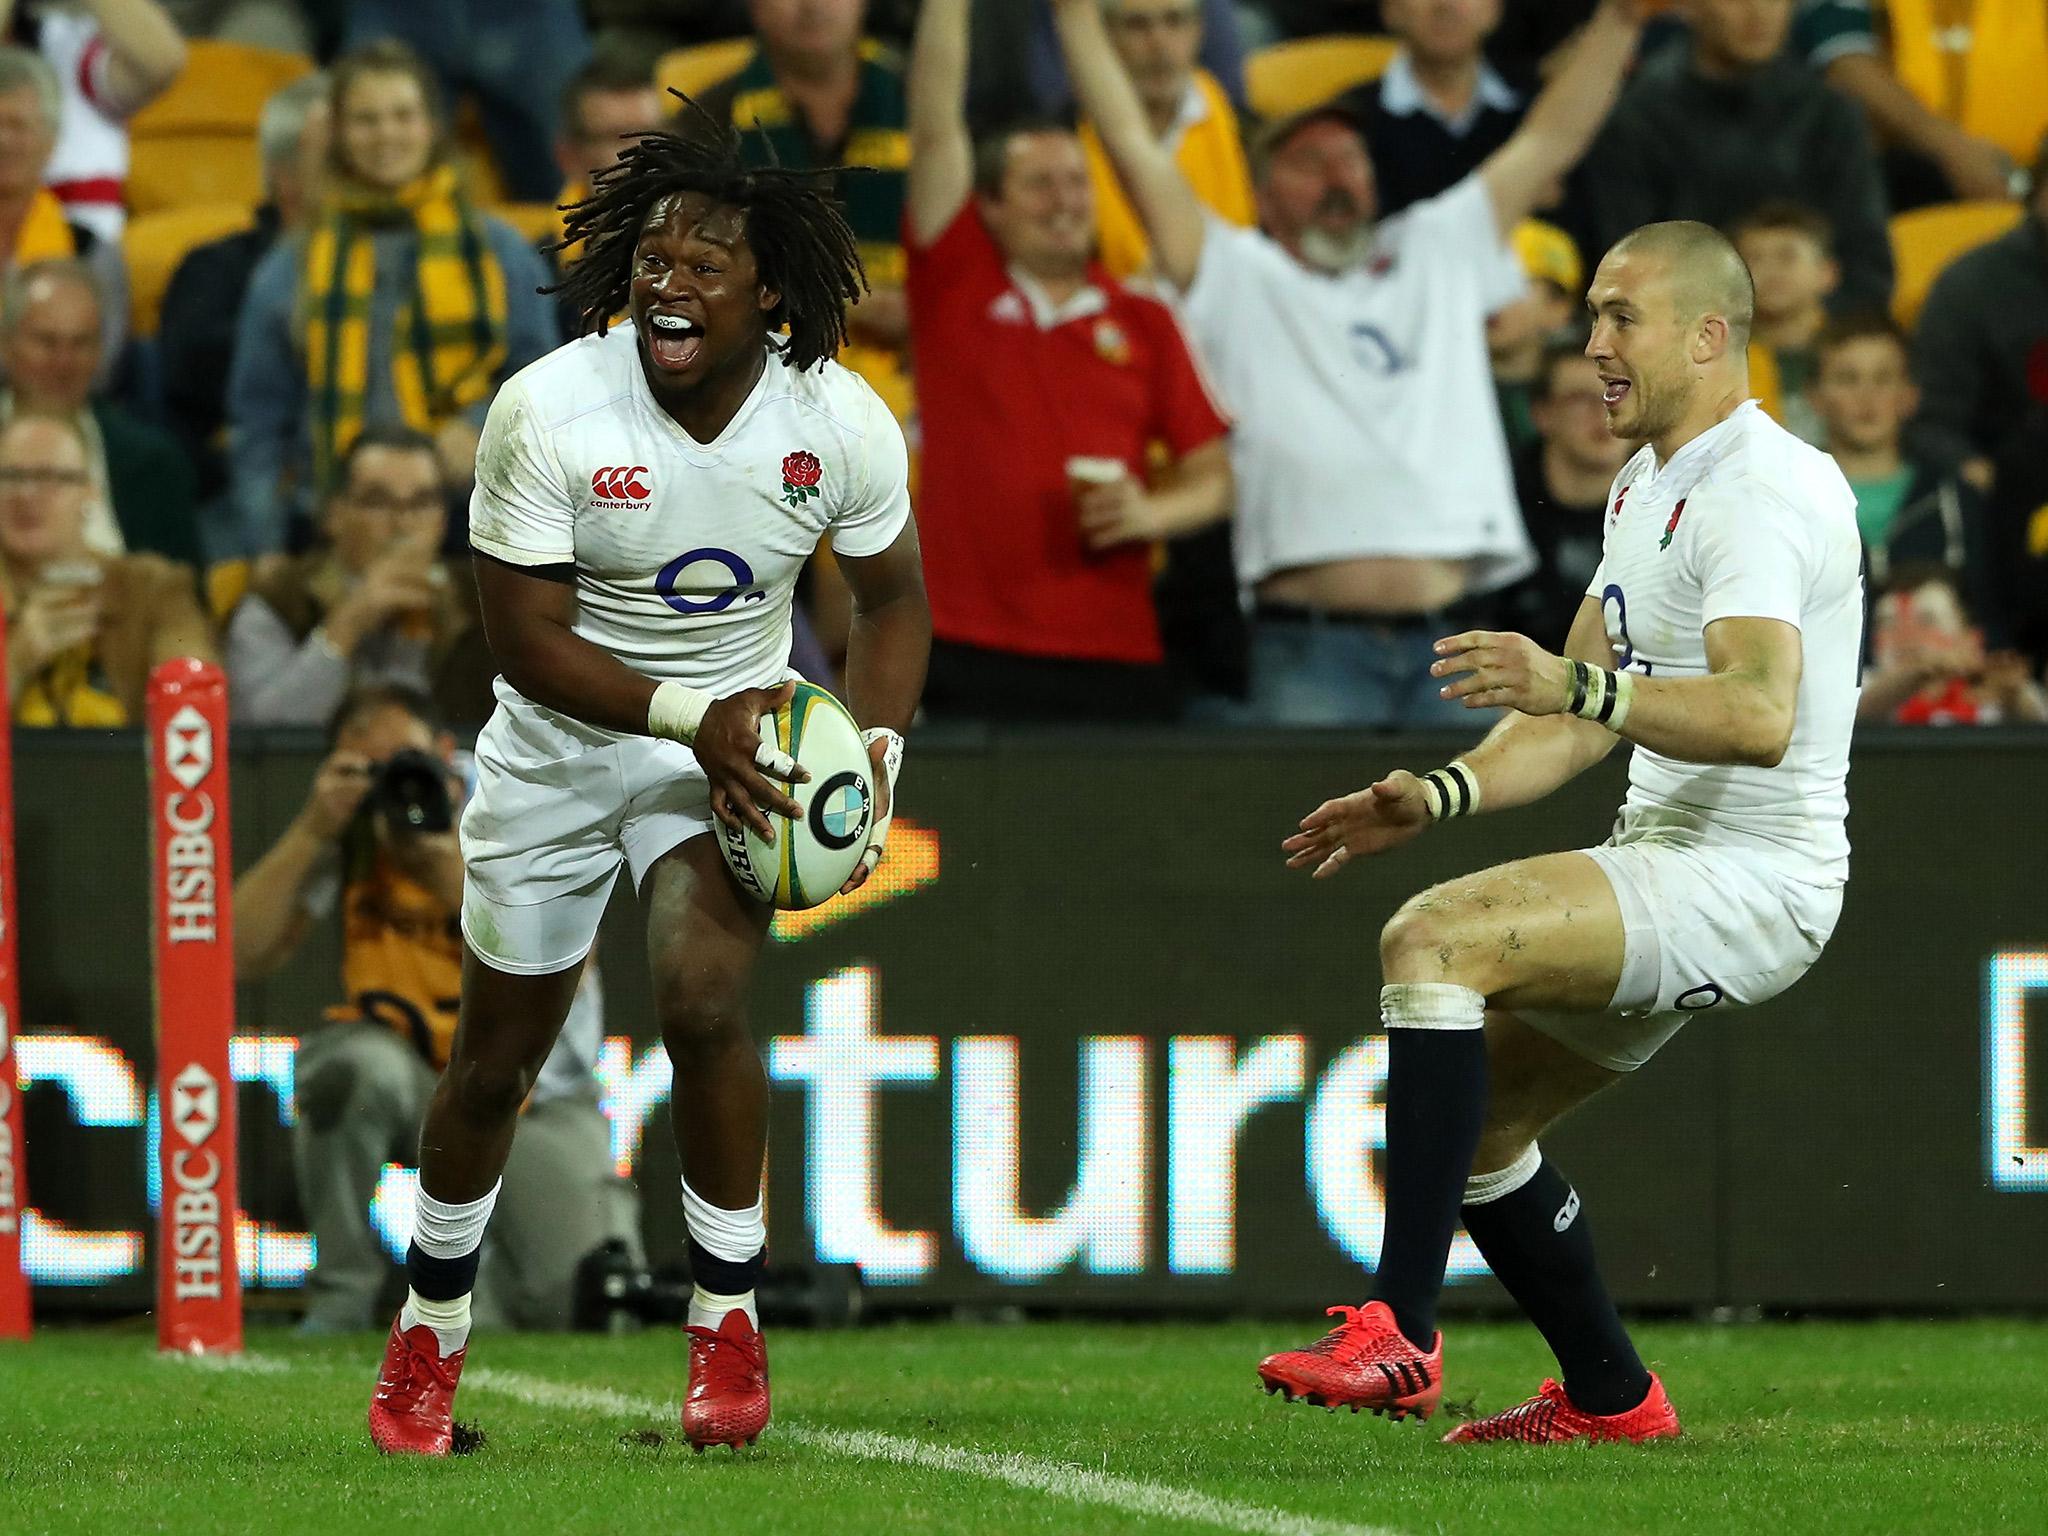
[718, 681, 875, 910]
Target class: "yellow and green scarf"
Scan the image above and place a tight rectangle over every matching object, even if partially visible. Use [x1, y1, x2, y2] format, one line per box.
[300, 164, 509, 490]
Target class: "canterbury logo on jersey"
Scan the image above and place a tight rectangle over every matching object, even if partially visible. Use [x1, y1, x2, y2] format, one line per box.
[1554, 1189, 1581, 1232]
[591, 465, 651, 503]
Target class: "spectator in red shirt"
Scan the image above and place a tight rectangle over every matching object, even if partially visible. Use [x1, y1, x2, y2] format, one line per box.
[1857, 565, 2047, 727]
[905, 0, 1232, 722]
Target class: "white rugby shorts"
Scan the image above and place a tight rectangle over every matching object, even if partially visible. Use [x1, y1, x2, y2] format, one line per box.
[459, 699, 715, 975]
[1518, 821, 1843, 1073]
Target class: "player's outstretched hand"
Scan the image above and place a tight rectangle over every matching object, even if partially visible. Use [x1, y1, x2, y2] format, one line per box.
[1283, 771, 1432, 878]
[1431, 629, 1571, 714]
[836, 735, 895, 896]
[697, 681, 812, 842]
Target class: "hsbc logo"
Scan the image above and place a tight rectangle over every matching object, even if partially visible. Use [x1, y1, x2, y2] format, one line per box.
[171, 1061, 219, 1145]
[165, 705, 212, 791]
[591, 465, 651, 505]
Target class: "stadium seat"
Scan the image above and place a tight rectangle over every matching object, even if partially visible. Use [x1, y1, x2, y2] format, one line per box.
[128, 136, 269, 217]
[205, 559, 251, 624]
[656, 39, 757, 103]
[1244, 35, 1398, 121]
[1888, 0, 2048, 163]
[123, 203, 256, 336]
[496, 202, 565, 245]
[130, 40, 313, 137]
[1889, 200, 2025, 328]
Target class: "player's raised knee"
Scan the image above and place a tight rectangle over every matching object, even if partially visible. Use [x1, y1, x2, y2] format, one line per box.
[1379, 894, 1470, 983]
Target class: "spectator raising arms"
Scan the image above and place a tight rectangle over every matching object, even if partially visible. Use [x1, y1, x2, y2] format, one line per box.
[0, 411, 214, 728]
[227, 40, 556, 557]
[904, 0, 1233, 723]
[0, 257, 197, 565]
[1052, 0, 1643, 727]
[4, 0, 188, 242]
[1079, 0, 1254, 282]
[0, 48, 127, 368]
[226, 425, 471, 727]
[1580, 0, 1893, 316]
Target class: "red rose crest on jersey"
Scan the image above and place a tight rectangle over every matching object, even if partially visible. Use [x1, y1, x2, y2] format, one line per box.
[1659, 498, 1688, 551]
[591, 466, 651, 507]
[781, 451, 822, 508]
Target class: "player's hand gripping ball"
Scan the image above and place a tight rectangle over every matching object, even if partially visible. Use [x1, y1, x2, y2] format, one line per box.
[716, 681, 878, 909]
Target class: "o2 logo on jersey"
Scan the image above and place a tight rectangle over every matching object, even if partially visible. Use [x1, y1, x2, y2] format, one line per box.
[591, 465, 651, 505]
[656, 547, 765, 615]
[1601, 583, 1635, 670]
[1346, 322, 1409, 376]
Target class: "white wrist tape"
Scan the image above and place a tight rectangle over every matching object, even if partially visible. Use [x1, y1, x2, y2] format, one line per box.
[1564, 660, 1635, 733]
[857, 726, 904, 875]
[647, 680, 714, 744]
[1420, 760, 1481, 821]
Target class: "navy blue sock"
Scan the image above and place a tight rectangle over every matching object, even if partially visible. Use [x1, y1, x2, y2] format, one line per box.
[406, 1241, 483, 1302]
[1368, 1026, 1489, 1350]
[1461, 1156, 1651, 1416]
[687, 1237, 764, 1296]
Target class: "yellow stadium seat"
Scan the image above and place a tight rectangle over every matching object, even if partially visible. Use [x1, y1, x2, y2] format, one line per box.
[123, 203, 256, 336]
[496, 201, 565, 245]
[131, 40, 313, 138]
[1245, 35, 1398, 122]
[1889, 200, 2025, 328]
[127, 136, 269, 217]
[656, 39, 757, 104]
[205, 560, 251, 625]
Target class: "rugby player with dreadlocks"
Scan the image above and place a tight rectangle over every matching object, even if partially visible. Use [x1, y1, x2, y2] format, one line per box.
[368, 99, 929, 1457]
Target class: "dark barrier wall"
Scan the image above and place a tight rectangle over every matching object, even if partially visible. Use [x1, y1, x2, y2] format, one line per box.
[14, 730, 2048, 1314]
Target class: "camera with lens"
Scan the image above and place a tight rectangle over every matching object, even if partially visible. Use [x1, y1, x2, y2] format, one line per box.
[363, 747, 455, 834]
[572, 1239, 864, 1332]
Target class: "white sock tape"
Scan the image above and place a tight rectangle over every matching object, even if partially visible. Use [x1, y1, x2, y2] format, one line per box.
[1464, 1143, 1543, 1207]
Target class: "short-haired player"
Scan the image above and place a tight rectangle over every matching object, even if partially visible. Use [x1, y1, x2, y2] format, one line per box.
[367, 99, 931, 1456]
[1256, 219, 1862, 1444]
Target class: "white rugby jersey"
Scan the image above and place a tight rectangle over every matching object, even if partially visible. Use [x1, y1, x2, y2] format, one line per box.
[1589, 400, 1863, 884]
[470, 326, 911, 716]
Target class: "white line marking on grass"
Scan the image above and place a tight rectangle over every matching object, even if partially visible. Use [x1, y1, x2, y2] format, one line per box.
[467, 1367, 1408, 1536]
[157, 1350, 293, 1374]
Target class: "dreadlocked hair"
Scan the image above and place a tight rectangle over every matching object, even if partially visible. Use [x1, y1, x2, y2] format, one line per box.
[547, 91, 867, 370]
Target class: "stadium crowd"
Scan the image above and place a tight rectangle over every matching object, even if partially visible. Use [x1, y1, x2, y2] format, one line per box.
[0, 0, 2045, 732]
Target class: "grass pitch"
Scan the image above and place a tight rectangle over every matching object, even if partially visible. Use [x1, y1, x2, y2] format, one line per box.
[7, 1318, 2045, 1535]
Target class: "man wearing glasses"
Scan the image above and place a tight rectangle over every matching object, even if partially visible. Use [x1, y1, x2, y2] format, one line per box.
[225, 425, 470, 727]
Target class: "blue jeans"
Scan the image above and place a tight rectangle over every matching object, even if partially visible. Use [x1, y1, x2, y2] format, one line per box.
[1237, 614, 1477, 729]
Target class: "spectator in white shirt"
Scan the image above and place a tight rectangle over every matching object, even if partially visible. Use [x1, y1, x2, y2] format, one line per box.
[1051, 0, 1645, 726]
[8, 0, 187, 243]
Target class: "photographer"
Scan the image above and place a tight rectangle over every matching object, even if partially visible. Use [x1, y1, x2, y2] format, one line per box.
[234, 684, 641, 1333]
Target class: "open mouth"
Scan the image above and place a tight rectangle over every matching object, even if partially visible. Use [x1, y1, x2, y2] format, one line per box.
[1601, 375, 1632, 407]
[647, 310, 705, 371]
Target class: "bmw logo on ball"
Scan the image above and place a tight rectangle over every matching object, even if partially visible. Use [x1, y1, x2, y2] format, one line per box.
[809, 771, 872, 851]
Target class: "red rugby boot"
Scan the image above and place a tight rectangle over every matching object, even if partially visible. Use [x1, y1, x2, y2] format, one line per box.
[1442, 1374, 1681, 1444]
[367, 1317, 467, 1455]
[682, 1310, 770, 1450]
[1256, 1301, 1443, 1421]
